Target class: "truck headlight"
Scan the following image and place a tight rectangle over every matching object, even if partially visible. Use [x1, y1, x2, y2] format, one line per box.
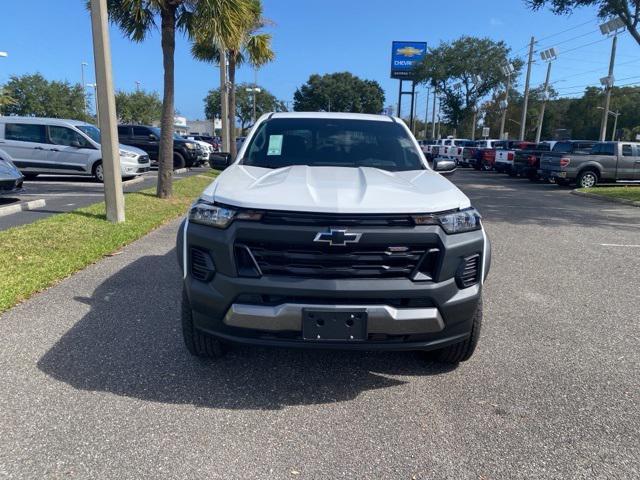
[413, 208, 481, 234]
[119, 149, 138, 159]
[185, 143, 197, 150]
[189, 200, 262, 228]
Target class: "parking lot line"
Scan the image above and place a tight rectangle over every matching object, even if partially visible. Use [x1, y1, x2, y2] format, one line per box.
[600, 243, 640, 248]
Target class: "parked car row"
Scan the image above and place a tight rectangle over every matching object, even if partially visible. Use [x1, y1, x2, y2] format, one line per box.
[0, 116, 214, 183]
[428, 135, 640, 188]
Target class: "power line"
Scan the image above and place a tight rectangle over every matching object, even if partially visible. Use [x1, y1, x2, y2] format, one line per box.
[535, 18, 596, 43]
[536, 28, 600, 52]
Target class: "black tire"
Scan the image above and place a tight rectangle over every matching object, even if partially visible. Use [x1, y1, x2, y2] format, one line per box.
[92, 161, 104, 183]
[173, 152, 186, 170]
[23, 173, 39, 180]
[576, 169, 598, 188]
[181, 287, 225, 359]
[431, 298, 482, 364]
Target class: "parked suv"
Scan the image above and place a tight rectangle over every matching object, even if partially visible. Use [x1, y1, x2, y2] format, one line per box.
[177, 112, 491, 364]
[0, 117, 150, 181]
[117, 125, 202, 169]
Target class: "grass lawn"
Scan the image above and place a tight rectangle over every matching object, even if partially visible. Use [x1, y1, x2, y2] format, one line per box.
[579, 186, 640, 203]
[0, 172, 216, 313]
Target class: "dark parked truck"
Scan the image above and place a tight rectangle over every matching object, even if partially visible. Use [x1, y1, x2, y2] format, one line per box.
[177, 112, 491, 364]
[538, 140, 596, 185]
[540, 141, 640, 188]
[512, 142, 554, 181]
[117, 125, 202, 169]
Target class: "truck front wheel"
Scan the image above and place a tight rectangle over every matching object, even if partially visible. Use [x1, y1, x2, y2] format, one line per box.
[577, 169, 598, 188]
[181, 287, 225, 359]
[429, 298, 482, 364]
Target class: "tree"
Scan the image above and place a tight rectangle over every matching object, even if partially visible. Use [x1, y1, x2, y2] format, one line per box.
[204, 83, 286, 130]
[115, 90, 163, 124]
[293, 72, 385, 113]
[192, 0, 274, 157]
[526, 0, 640, 46]
[1, 73, 88, 119]
[106, 0, 193, 197]
[413, 37, 522, 134]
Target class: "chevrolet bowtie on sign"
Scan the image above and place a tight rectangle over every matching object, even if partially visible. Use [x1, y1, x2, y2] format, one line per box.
[391, 41, 427, 79]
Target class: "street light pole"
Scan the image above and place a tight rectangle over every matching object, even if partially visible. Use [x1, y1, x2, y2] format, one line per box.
[499, 74, 511, 140]
[599, 34, 617, 141]
[424, 87, 430, 139]
[610, 110, 620, 140]
[81, 62, 89, 117]
[87, 83, 99, 126]
[431, 89, 437, 139]
[89, 0, 125, 223]
[135, 80, 141, 92]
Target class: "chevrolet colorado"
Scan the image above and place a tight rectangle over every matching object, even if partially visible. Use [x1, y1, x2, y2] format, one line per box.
[178, 112, 491, 363]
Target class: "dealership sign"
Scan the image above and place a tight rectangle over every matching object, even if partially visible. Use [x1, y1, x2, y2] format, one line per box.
[391, 41, 427, 79]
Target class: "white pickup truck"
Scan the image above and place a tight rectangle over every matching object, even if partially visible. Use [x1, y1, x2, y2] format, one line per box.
[494, 141, 537, 174]
[433, 138, 473, 165]
[178, 112, 491, 364]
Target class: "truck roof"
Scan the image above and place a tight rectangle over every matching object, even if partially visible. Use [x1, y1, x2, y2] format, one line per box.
[270, 112, 394, 122]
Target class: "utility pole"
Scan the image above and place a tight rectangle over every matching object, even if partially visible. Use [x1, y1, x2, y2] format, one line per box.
[610, 111, 620, 140]
[535, 62, 552, 144]
[89, 0, 124, 223]
[81, 62, 88, 117]
[253, 69, 257, 124]
[424, 87, 430, 138]
[219, 48, 230, 152]
[599, 34, 617, 141]
[431, 90, 437, 139]
[519, 37, 535, 141]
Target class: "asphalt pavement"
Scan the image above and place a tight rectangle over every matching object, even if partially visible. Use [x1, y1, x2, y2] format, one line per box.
[0, 167, 207, 230]
[0, 169, 639, 479]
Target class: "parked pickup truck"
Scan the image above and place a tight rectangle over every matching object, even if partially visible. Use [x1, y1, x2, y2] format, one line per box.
[540, 141, 640, 188]
[178, 112, 491, 364]
[538, 140, 596, 185]
[512, 142, 555, 180]
[433, 138, 472, 164]
[461, 139, 500, 170]
[494, 141, 537, 174]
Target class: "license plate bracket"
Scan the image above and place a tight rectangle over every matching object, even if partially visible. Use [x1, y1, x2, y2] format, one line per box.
[302, 309, 367, 341]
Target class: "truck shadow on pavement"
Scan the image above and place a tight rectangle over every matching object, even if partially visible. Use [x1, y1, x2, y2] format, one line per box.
[37, 249, 454, 411]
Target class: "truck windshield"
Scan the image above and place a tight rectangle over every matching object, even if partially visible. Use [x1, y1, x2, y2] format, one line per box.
[241, 118, 424, 171]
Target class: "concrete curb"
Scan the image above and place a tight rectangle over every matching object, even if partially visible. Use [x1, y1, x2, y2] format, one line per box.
[571, 189, 640, 208]
[122, 176, 145, 186]
[0, 199, 47, 217]
[173, 168, 188, 175]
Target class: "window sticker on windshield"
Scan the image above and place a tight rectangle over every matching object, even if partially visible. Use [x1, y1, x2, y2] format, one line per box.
[267, 135, 283, 155]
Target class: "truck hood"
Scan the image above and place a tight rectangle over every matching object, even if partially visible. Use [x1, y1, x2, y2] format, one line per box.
[202, 165, 470, 214]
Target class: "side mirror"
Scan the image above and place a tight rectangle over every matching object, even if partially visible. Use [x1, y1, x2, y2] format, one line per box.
[70, 140, 82, 148]
[149, 134, 158, 140]
[209, 152, 232, 170]
[434, 159, 457, 176]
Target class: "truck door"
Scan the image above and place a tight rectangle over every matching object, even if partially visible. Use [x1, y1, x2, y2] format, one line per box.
[613, 143, 635, 180]
[626, 144, 640, 180]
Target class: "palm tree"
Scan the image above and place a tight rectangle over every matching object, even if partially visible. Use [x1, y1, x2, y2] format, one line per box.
[192, 0, 274, 157]
[104, 0, 250, 198]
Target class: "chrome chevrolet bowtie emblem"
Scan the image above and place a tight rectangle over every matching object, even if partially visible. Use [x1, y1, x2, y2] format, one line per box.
[313, 229, 362, 246]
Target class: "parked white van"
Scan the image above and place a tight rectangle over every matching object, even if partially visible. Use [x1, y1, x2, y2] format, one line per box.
[0, 117, 150, 181]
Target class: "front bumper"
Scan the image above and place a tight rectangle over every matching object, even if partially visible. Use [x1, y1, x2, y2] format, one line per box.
[179, 219, 490, 351]
[0, 177, 24, 196]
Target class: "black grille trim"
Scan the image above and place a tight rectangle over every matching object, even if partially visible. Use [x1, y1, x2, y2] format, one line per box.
[236, 242, 440, 280]
[190, 248, 215, 282]
[456, 254, 480, 288]
[261, 210, 414, 227]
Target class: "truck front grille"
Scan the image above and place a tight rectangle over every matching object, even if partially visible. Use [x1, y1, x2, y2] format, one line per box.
[235, 242, 440, 280]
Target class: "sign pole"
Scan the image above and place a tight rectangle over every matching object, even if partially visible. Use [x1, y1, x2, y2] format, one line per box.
[397, 80, 403, 117]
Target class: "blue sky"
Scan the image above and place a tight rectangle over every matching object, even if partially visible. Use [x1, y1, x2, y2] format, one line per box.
[1, 0, 639, 120]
